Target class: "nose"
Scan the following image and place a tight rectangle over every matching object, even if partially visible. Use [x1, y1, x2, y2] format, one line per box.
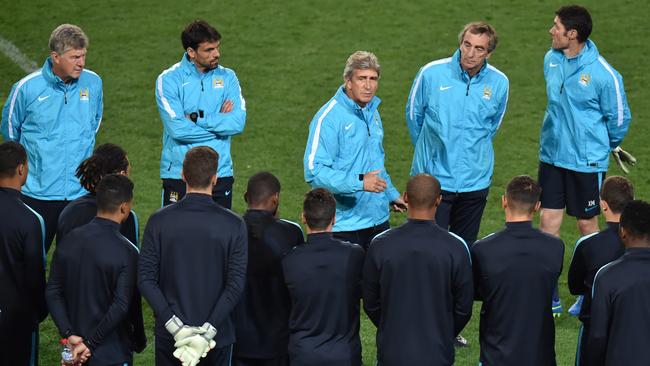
[548, 27, 554, 35]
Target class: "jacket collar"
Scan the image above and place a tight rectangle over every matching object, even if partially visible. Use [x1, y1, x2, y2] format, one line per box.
[180, 53, 221, 77]
[550, 39, 599, 66]
[333, 85, 381, 119]
[42, 57, 79, 86]
[452, 48, 489, 81]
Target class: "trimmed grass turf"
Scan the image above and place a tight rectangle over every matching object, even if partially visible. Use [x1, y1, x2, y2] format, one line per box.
[1, 0, 648, 364]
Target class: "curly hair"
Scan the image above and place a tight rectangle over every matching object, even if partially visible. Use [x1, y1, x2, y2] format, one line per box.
[76, 143, 128, 194]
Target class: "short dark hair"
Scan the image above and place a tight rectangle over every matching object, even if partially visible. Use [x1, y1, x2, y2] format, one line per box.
[245, 172, 281, 206]
[181, 20, 221, 51]
[620, 200, 650, 242]
[406, 174, 441, 210]
[303, 188, 336, 230]
[0, 141, 27, 178]
[76, 143, 129, 194]
[506, 175, 542, 214]
[556, 5, 592, 43]
[182, 146, 218, 189]
[96, 174, 134, 213]
[601, 176, 634, 214]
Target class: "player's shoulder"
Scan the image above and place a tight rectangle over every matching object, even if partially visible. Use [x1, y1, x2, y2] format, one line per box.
[420, 56, 453, 74]
[80, 68, 102, 83]
[593, 256, 625, 286]
[157, 61, 183, 82]
[486, 63, 509, 83]
[277, 218, 305, 236]
[11, 70, 45, 97]
[215, 64, 239, 78]
[574, 231, 601, 251]
[472, 231, 500, 250]
[117, 234, 140, 254]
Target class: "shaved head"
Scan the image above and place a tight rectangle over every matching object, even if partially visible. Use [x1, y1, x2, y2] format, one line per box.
[406, 174, 441, 210]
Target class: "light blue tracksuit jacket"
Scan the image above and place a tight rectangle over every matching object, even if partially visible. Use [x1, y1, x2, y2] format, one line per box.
[539, 40, 631, 173]
[156, 54, 246, 179]
[1, 58, 103, 200]
[406, 49, 509, 192]
[304, 86, 400, 232]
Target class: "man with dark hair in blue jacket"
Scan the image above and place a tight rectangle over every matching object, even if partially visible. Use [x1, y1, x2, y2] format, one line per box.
[303, 51, 405, 250]
[0, 141, 47, 366]
[538, 5, 632, 315]
[156, 20, 246, 209]
[1, 24, 103, 252]
[139, 146, 247, 366]
[46, 174, 145, 366]
[588, 200, 650, 365]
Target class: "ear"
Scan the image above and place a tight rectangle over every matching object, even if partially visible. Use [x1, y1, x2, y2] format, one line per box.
[181, 170, 187, 183]
[17, 163, 26, 177]
[533, 200, 541, 213]
[211, 174, 217, 187]
[403, 192, 409, 205]
[501, 195, 507, 210]
[271, 192, 280, 206]
[344, 77, 352, 90]
[186, 47, 196, 60]
[243, 191, 249, 204]
[600, 200, 609, 212]
[50, 51, 60, 64]
[300, 212, 307, 225]
[619, 226, 628, 243]
[434, 194, 442, 207]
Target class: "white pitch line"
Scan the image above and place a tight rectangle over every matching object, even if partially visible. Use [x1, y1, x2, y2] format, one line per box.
[0, 34, 38, 73]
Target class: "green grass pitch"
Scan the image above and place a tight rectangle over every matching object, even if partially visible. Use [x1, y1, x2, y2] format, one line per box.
[1, 0, 648, 364]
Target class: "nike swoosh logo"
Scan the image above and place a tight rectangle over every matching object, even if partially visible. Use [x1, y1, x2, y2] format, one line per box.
[549, 63, 559, 67]
[344, 123, 353, 130]
[439, 86, 453, 91]
[182, 82, 191, 87]
[224, 190, 231, 196]
[38, 95, 50, 102]
[584, 205, 598, 212]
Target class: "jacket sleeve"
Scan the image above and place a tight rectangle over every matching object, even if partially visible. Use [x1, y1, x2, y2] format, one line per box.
[568, 239, 587, 295]
[46, 248, 75, 337]
[24, 212, 47, 323]
[599, 68, 631, 149]
[470, 243, 483, 301]
[155, 73, 217, 144]
[304, 106, 364, 194]
[587, 270, 611, 366]
[452, 241, 474, 336]
[1, 81, 24, 141]
[196, 72, 246, 136]
[381, 169, 400, 203]
[207, 219, 248, 327]
[92, 78, 103, 133]
[405, 67, 427, 145]
[138, 217, 174, 322]
[86, 252, 137, 351]
[362, 244, 381, 326]
[490, 78, 509, 136]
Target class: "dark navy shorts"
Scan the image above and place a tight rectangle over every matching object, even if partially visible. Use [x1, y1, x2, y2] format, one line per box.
[538, 162, 604, 219]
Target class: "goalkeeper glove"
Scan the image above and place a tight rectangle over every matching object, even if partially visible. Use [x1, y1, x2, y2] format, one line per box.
[165, 315, 206, 342]
[612, 147, 637, 174]
[173, 323, 217, 366]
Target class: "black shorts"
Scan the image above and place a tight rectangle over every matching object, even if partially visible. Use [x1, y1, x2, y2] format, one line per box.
[162, 177, 234, 209]
[538, 162, 604, 219]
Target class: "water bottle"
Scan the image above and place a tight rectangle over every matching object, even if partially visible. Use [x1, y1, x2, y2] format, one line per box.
[60, 338, 75, 365]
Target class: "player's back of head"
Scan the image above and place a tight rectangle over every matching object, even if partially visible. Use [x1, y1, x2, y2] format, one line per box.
[245, 171, 281, 207]
[76, 143, 129, 194]
[601, 176, 634, 214]
[303, 188, 336, 231]
[406, 174, 441, 210]
[505, 175, 541, 215]
[96, 174, 134, 214]
[182, 146, 219, 190]
[0, 141, 27, 179]
[620, 200, 650, 245]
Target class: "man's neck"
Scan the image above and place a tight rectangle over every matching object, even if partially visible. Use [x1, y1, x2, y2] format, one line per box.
[0, 179, 22, 191]
[96, 212, 122, 224]
[408, 208, 436, 221]
[504, 211, 534, 223]
[186, 186, 213, 195]
[563, 41, 585, 58]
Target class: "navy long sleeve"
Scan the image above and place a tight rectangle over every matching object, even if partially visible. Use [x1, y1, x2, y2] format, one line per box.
[363, 219, 473, 366]
[588, 248, 650, 366]
[45, 217, 143, 365]
[138, 193, 247, 347]
[282, 232, 364, 366]
[0, 187, 46, 334]
[471, 221, 564, 366]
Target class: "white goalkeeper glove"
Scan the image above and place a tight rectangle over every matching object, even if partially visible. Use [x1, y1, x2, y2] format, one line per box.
[172, 322, 217, 366]
[165, 315, 206, 342]
[612, 147, 637, 174]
